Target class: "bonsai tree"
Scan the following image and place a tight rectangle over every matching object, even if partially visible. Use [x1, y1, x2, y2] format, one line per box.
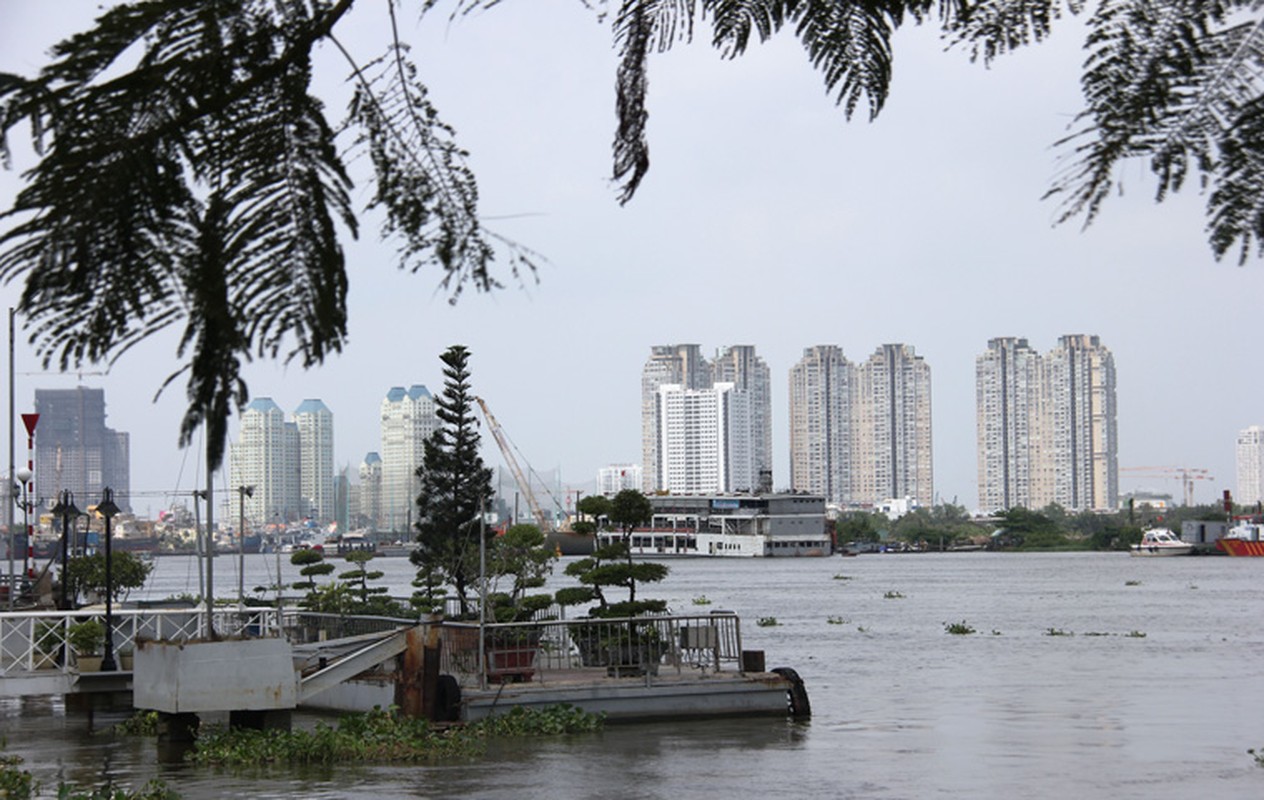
[571, 495, 611, 538]
[557, 489, 668, 619]
[485, 524, 558, 624]
[65, 552, 154, 606]
[291, 548, 337, 610]
[338, 550, 405, 617]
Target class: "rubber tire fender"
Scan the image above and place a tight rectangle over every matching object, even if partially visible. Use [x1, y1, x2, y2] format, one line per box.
[435, 674, 462, 722]
[772, 666, 811, 719]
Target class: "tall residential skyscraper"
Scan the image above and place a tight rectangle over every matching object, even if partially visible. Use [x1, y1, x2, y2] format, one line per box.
[379, 385, 438, 532]
[33, 387, 130, 511]
[641, 345, 711, 493]
[788, 345, 854, 506]
[358, 452, 384, 528]
[714, 345, 773, 491]
[1236, 425, 1264, 506]
[852, 344, 933, 506]
[1047, 334, 1117, 511]
[975, 335, 1118, 512]
[294, 399, 335, 521]
[229, 397, 300, 526]
[975, 337, 1044, 511]
[656, 383, 755, 494]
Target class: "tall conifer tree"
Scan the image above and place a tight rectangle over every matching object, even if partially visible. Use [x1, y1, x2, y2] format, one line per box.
[410, 345, 493, 616]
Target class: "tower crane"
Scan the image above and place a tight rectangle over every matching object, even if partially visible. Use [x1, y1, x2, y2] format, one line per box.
[474, 397, 552, 533]
[1120, 466, 1215, 506]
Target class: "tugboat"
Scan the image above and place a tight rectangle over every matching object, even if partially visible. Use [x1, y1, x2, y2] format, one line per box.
[1217, 520, 1264, 556]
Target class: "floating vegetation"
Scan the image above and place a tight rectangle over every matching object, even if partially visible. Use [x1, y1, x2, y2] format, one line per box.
[883, 591, 905, 599]
[944, 621, 975, 635]
[114, 710, 160, 737]
[1249, 747, 1263, 767]
[1188, 584, 1198, 590]
[1083, 631, 1111, 637]
[832, 574, 853, 581]
[1124, 580, 1142, 586]
[1044, 628, 1073, 637]
[189, 705, 604, 766]
[991, 630, 1003, 636]
[691, 595, 712, 606]
[755, 617, 779, 627]
[826, 616, 848, 625]
[856, 625, 869, 633]
[1125, 630, 1147, 638]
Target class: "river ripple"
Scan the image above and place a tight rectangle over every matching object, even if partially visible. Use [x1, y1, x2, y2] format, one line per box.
[3, 552, 1263, 799]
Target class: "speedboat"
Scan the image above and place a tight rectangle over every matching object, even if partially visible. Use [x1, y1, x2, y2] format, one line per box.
[1130, 528, 1194, 557]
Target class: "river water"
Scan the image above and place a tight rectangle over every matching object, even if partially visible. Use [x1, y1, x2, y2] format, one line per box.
[3, 552, 1263, 799]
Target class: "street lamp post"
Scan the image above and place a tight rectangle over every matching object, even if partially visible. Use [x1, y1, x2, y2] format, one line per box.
[13, 467, 31, 606]
[97, 487, 120, 672]
[50, 490, 81, 610]
[237, 486, 254, 607]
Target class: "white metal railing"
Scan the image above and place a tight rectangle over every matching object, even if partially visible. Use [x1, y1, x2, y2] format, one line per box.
[436, 611, 745, 686]
[0, 607, 288, 677]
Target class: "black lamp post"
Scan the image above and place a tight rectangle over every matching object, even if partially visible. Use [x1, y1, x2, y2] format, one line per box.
[97, 487, 120, 672]
[50, 490, 81, 610]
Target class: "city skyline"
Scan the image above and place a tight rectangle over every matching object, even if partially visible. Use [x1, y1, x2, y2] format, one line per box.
[2, 3, 1260, 517]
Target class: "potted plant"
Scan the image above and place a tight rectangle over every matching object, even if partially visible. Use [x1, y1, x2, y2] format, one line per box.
[555, 490, 670, 676]
[482, 524, 559, 682]
[66, 619, 105, 672]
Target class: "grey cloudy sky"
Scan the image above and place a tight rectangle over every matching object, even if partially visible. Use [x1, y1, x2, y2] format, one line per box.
[2, 1, 1261, 517]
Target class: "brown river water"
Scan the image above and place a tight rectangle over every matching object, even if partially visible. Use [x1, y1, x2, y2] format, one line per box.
[3, 551, 1263, 799]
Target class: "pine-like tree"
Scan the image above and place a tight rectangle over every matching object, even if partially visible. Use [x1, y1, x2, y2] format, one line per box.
[410, 345, 494, 616]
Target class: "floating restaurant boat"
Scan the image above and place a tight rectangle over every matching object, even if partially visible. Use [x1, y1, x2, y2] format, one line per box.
[600, 493, 832, 558]
[1217, 520, 1264, 556]
[1130, 528, 1195, 557]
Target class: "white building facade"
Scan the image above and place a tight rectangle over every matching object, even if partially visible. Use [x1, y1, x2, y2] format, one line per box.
[228, 397, 301, 528]
[656, 383, 756, 494]
[294, 399, 335, 522]
[597, 464, 643, 496]
[1237, 425, 1264, 506]
[379, 385, 438, 533]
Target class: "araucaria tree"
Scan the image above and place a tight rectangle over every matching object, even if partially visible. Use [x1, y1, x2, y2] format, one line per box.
[410, 345, 494, 617]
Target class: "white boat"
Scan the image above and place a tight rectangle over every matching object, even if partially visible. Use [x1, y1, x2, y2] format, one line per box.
[1130, 528, 1194, 557]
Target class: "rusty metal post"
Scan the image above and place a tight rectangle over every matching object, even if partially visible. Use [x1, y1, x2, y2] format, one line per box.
[397, 626, 427, 718]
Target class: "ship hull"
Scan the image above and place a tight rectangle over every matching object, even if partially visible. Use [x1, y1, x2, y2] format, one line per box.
[1217, 539, 1264, 556]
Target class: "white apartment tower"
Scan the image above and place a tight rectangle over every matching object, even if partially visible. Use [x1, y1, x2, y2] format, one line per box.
[656, 383, 755, 494]
[380, 385, 438, 532]
[641, 345, 711, 493]
[1236, 426, 1264, 506]
[294, 399, 335, 522]
[976, 335, 1118, 513]
[228, 397, 301, 527]
[597, 464, 643, 496]
[976, 338, 1044, 511]
[714, 345, 773, 491]
[788, 345, 854, 506]
[852, 344, 933, 507]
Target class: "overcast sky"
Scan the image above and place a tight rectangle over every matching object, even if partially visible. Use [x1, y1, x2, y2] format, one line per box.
[2, 1, 1261, 518]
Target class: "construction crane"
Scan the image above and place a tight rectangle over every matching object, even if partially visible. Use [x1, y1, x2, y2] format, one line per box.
[474, 397, 552, 533]
[1120, 466, 1215, 506]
